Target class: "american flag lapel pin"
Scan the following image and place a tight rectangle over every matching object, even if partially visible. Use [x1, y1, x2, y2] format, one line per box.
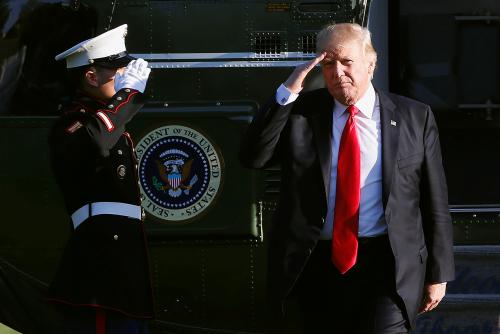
[390, 120, 397, 126]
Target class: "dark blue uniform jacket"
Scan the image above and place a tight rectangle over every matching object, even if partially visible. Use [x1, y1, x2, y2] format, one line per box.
[48, 88, 154, 319]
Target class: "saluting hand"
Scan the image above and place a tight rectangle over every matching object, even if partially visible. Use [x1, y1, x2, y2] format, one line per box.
[283, 52, 326, 94]
[419, 282, 447, 313]
[114, 58, 151, 93]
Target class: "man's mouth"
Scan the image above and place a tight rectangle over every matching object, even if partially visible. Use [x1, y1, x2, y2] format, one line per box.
[336, 81, 352, 87]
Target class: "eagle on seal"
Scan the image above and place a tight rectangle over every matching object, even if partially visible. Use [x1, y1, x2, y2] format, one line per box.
[155, 158, 196, 198]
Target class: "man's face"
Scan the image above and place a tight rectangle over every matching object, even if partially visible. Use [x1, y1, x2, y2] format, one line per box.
[321, 38, 374, 106]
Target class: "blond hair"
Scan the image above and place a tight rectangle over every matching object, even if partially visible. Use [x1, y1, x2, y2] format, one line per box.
[316, 23, 377, 65]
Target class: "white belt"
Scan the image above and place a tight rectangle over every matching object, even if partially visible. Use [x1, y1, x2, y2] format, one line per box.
[71, 202, 142, 229]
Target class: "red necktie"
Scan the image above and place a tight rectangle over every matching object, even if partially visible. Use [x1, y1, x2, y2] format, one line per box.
[332, 105, 360, 274]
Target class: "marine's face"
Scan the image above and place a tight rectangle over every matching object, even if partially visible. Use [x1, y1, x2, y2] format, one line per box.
[95, 67, 125, 99]
[321, 38, 374, 106]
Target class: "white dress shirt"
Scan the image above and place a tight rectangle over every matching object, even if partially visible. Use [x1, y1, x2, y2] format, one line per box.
[276, 84, 386, 239]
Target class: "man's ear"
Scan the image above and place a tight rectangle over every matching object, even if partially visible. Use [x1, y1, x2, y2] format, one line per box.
[84, 68, 99, 87]
[368, 60, 376, 79]
[368, 59, 375, 71]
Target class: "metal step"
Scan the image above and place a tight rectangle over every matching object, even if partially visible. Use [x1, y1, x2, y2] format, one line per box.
[448, 246, 500, 294]
[414, 247, 500, 333]
[414, 294, 500, 334]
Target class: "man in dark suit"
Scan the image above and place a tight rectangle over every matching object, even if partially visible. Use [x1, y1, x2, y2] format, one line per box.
[48, 25, 153, 333]
[240, 23, 455, 333]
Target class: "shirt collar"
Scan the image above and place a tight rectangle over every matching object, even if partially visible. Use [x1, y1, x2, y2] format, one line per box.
[333, 83, 376, 119]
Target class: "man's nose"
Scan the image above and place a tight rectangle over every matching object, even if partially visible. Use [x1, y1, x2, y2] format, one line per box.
[334, 63, 345, 78]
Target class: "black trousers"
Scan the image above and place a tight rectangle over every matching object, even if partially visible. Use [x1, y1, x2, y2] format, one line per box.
[292, 235, 409, 334]
[60, 307, 149, 334]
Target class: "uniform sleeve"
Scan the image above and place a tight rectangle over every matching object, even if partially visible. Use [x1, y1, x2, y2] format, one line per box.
[86, 88, 146, 151]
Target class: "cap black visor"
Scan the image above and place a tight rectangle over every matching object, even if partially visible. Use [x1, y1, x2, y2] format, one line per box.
[92, 52, 136, 69]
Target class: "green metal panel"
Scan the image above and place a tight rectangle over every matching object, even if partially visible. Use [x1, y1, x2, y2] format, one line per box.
[148, 240, 266, 331]
[0, 117, 67, 283]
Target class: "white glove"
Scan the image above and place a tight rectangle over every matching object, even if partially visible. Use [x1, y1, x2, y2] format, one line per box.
[114, 58, 151, 93]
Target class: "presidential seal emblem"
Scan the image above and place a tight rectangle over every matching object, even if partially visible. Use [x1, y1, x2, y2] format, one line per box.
[136, 125, 223, 222]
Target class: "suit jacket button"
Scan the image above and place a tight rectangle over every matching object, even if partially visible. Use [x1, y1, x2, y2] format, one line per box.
[113, 235, 119, 241]
[306, 248, 312, 255]
[321, 217, 325, 225]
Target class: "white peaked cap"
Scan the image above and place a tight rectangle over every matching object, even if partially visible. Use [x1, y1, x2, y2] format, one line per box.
[55, 24, 129, 68]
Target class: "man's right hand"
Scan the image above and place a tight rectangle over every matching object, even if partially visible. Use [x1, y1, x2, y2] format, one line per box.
[114, 58, 151, 93]
[283, 52, 326, 93]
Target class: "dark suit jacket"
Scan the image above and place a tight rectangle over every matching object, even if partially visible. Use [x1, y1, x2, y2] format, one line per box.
[240, 88, 455, 328]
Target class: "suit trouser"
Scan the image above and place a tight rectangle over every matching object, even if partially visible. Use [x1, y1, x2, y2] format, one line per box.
[292, 235, 409, 334]
[61, 307, 149, 334]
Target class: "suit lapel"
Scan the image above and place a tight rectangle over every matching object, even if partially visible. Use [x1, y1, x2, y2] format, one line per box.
[378, 90, 400, 208]
[310, 90, 334, 203]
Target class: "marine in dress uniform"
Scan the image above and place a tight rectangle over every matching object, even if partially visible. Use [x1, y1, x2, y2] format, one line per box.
[48, 25, 153, 334]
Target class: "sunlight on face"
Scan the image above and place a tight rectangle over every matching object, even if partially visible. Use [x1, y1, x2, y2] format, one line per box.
[96, 67, 125, 99]
[321, 39, 375, 105]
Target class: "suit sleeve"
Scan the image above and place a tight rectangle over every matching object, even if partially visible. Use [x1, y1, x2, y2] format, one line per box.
[86, 88, 146, 151]
[239, 97, 294, 169]
[421, 107, 455, 283]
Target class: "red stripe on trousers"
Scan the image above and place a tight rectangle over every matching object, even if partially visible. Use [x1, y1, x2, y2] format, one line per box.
[96, 309, 106, 334]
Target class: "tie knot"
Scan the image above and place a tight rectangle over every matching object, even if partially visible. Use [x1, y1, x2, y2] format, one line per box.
[347, 105, 358, 117]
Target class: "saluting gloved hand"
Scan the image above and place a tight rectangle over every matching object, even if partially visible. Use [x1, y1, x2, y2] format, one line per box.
[114, 58, 151, 93]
